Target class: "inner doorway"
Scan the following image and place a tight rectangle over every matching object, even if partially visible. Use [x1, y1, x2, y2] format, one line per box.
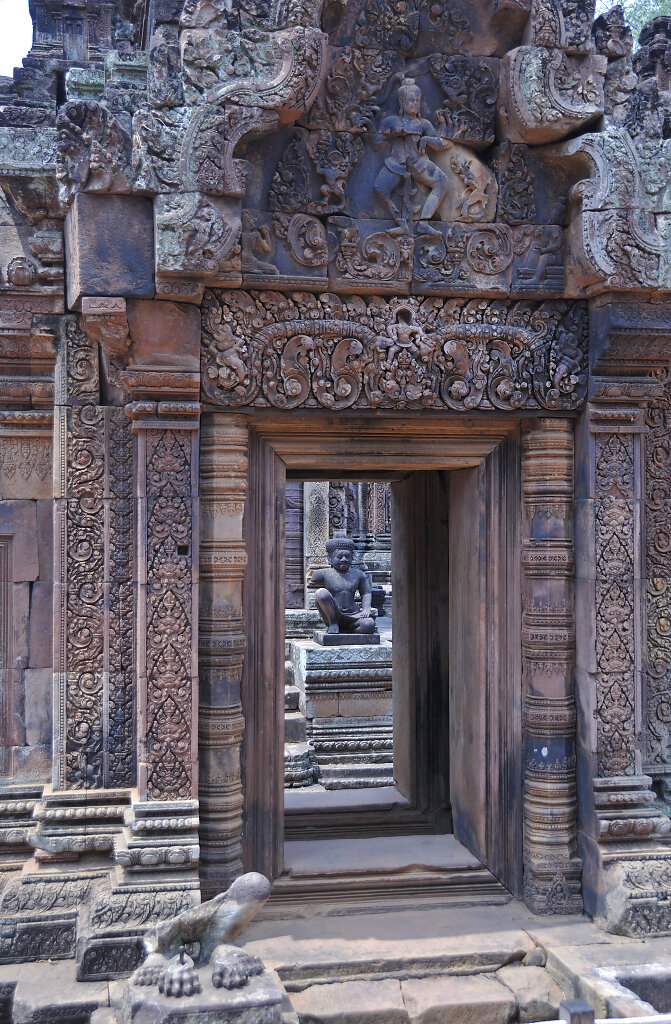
[242, 413, 523, 900]
[283, 477, 395, 797]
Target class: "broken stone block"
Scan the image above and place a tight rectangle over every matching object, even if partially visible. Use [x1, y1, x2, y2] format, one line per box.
[496, 965, 565, 1023]
[65, 193, 155, 310]
[126, 299, 200, 369]
[289, 979, 408, 1023]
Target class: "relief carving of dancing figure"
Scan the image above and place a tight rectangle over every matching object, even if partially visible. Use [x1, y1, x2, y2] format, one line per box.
[374, 77, 451, 236]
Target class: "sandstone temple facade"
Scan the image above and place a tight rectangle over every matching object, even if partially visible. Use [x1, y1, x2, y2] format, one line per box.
[0, 0, 669, 984]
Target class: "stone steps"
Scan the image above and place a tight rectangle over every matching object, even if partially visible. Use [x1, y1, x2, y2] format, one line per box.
[286, 965, 565, 1023]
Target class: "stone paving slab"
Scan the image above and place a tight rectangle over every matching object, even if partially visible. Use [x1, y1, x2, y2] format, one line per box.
[401, 974, 516, 1024]
[290, 979, 408, 1023]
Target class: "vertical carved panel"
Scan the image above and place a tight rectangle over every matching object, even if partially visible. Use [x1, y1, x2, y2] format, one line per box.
[284, 480, 304, 609]
[199, 415, 247, 897]
[645, 371, 671, 772]
[303, 481, 329, 601]
[55, 319, 103, 790]
[594, 431, 637, 777]
[65, 405, 105, 789]
[521, 419, 582, 914]
[145, 429, 195, 800]
[108, 409, 135, 787]
[54, 320, 137, 790]
[328, 481, 348, 536]
[124, 369, 200, 804]
[0, 540, 10, 777]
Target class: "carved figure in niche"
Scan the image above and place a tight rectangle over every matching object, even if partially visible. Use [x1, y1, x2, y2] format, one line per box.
[374, 77, 451, 235]
[377, 306, 433, 368]
[240, 210, 278, 275]
[313, 537, 376, 635]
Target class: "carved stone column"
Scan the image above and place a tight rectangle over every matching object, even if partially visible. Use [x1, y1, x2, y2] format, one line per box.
[123, 369, 200, 802]
[198, 415, 247, 897]
[521, 419, 582, 913]
[576, 383, 671, 933]
[54, 317, 135, 790]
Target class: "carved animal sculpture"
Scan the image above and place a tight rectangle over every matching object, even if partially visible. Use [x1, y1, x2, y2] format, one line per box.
[133, 872, 271, 997]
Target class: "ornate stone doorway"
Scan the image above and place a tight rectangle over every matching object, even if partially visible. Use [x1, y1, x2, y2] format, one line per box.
[228, 410, 567, 900]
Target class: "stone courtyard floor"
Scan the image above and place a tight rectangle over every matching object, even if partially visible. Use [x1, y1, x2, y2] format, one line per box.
[2, 898, 671, 1023]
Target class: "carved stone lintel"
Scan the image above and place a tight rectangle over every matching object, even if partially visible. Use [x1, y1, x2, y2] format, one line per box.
[201, 290, 588, 413]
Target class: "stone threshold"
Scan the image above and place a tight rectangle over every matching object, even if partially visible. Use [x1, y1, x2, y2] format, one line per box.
[259, 834, 509, 918]
[284, 785, 444, 840]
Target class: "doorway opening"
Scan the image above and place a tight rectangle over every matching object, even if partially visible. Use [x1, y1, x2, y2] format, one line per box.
[283, 477, 394, 798]
[242, 413, 523, 907]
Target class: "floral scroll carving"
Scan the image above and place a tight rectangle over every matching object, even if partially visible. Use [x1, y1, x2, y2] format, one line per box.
[645, 370, 671, 772]
[145, 430, 194, 801]
[201, 290, 587, 413]
[65, 405, 105, 789]
[594, 432, 637, 777]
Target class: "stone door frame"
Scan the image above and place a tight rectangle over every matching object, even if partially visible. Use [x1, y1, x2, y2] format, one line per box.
[208, 409, 580, 907]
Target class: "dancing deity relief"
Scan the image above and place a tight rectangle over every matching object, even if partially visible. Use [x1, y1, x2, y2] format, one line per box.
[373, 77, 497, 231]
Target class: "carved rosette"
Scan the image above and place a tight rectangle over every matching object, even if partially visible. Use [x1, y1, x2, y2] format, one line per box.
[123, 370, 200, 802]
[54, 319, 135, 790]
[198, 416, 248, 897]
[521, 420, 582, 914]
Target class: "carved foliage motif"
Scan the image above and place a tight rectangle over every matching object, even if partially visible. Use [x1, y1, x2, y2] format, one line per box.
[145, 430, 194, 801]
[429, 55, 497, 147]
[201, 290, 587, 413]
[65, 405, 105, 789]
[56, 101, 132, 202]
[59, 322, 135, 790]
[645, 372, 671, 769]
[498, 146, 537, 226]
[594, 432, 636, 777]
[108, 409, 135, 788]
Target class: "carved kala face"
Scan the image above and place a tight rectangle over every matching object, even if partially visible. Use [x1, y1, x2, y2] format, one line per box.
[329, 546, 353, 571]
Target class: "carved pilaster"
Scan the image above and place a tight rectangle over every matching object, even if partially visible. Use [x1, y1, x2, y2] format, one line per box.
[198, 415, 247, 897]
[54, 319, 136, 791]
[123, 369, 200, 802]
[576, 381, 671, 933]
[644, 369, 671, 781]
[522, 419, 582, 913]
